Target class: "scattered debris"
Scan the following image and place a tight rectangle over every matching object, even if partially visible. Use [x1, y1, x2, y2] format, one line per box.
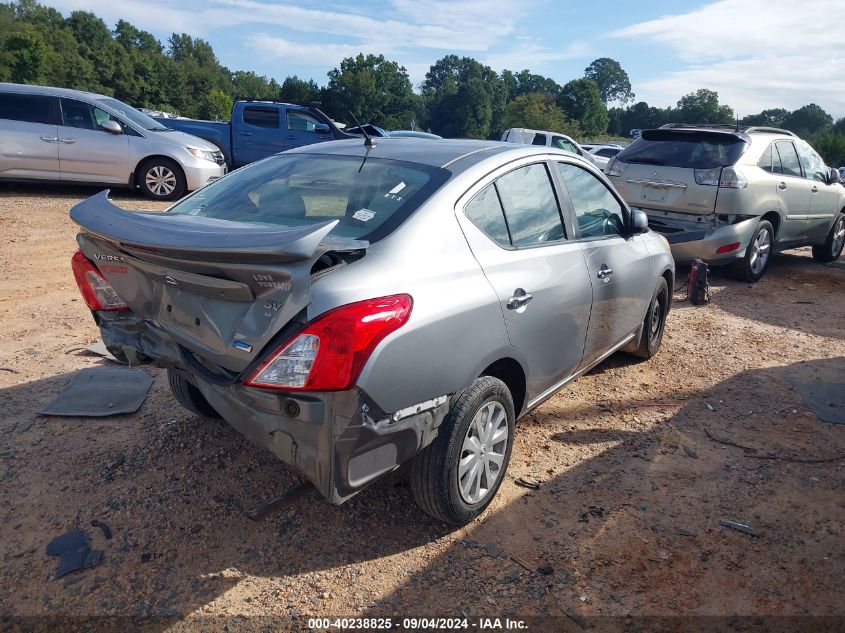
[682, 445, 698, 459]
[785, 378, 845, 425]
[90, 520, 112, 540]
[45, 528, 103, 579]
[85, 341, 123, 363]
[484, 543, 505, 558]
[536, 563, 554, 576]
[39, 368, 153, 417]
[514, 477, 541, 490]
[719, 520, 759, 538]
[0, 367, 19, 374]
[562, 606, 589, 630]
[705, 402, 714, 411]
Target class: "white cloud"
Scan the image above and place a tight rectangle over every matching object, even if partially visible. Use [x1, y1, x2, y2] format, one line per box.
[485, 41, 590, 73]
[607, 0, 845, 118]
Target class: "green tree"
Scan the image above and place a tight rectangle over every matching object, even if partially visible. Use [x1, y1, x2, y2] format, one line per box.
[502, 92, 579, 136]
[279, 75, 320, 104]
[584, 57, 634, 105]
[674, 89, 733, 124]
[557, 78, 608, 137]
[740, 108, 789, 128]
[782, 104, 833, 138]
[4, 29, 45, 82]
[324, 53, 415, 128]
[620, 101, 672, 133]
[202, 88, 232, 120]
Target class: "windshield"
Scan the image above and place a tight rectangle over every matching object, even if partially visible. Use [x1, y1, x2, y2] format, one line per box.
[617, 131, 748, 169]
[95, 97, 168, 131]
[167, 154, 450, 242]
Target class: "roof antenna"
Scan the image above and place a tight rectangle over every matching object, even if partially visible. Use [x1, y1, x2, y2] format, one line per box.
[347, 110, 376, 148]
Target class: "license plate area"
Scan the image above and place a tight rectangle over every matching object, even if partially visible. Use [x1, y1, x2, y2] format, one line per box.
[641, 186, 668, 203]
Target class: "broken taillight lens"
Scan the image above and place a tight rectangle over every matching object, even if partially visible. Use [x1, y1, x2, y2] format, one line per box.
[246, 294, 413, 391]
[71, 251, 128, 311]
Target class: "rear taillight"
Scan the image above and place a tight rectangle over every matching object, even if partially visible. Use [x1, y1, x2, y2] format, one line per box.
[718, 166, 747, 189]
[607, 158, 628, 177]
[71, 251, 128, 311]
[246, 294, 413, 392]
[694, 167, 721, 186]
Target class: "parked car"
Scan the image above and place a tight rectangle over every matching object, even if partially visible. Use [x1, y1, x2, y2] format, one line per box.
[0, 83, 225, 200]
[154, 101, 351, 169]
[388, 130, 443, 139]
[581, 143, 626, 173]
[501, 127, 597, 166]
[70, 138, 673, 525]
[608, 124, 845, 281]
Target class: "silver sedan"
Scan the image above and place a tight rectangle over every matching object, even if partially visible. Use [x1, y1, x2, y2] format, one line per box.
[70, 138, 674, 525]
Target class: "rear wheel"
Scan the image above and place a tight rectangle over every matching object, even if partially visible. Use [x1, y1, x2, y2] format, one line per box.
[137, 157, 186, 200]
[409, 376, 514, 526]
[733, 220, 774, 282]
[632, 277, 669, 359]
[167, 368, 221, 419]
[812, 213, 845, 263]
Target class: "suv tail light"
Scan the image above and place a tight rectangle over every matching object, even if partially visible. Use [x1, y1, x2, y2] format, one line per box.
[718, 166, 747, 189]
[246, 294, 413, 392]
[694, 167, 721, 186]
[607, 158, 628, 177]
[71, 251, 128, 311]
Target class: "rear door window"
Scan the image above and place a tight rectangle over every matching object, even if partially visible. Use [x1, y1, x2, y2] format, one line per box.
[495, 163, 565, 246]
[617, 131, 748, 169]
[243, 106, 279, 128]
[0, 93, 56, 124]
[552, 136, 576, 152]
[774, 141, 802, 178]
[557, 162, 625, 238]
[464, 184, 511, 247]
[532, 134, 547, 146]
[796, 140, 826, 182]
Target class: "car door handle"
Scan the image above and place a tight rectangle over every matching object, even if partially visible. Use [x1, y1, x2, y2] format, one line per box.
[811, 185, 819, 193]
[506, 291, 533, 310]
[40, 136, 59, 143]
[58, 138, 76, 144]
[596, 266, 614, 279]
[778, 182, 787, 190]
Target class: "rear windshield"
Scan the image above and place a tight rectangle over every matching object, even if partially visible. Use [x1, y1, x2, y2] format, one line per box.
[167, 154, 449, 242]
[616, 130, 748, 169]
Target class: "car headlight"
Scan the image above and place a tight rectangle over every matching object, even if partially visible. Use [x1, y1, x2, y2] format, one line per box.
[187, 147, 217, 162]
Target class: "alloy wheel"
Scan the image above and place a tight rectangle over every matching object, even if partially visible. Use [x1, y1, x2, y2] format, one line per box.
[145, 165, 177, 197]
[749, 228, 771, 275]
[833, 217, 845, 256]
[458, 401, 508, 504]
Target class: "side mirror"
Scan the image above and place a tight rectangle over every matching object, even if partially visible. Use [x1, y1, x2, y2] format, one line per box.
[827, 167, 840, 185]
[313, 123, 330, 134]
[100, 120, 122, 134]
[629, 208, 649, 235]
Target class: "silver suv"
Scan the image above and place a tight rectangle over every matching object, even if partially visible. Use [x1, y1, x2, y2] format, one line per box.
[0, 83, 225, 199]
[608, 125, 845, 281]
[70, 139, 673, 525]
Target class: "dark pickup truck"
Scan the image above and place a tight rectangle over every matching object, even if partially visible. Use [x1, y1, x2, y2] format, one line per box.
[154, 101, 350, 168]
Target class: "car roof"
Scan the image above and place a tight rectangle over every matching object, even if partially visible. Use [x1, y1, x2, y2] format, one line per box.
[0, 82, 109, 101]
[287, 138, 587, 174]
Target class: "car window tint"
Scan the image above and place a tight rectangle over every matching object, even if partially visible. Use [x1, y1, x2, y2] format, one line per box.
[287, 111, 320, 132]
[796, 140, 826, 182]
[618, 131, 747, 169]
[596, 148, 620, 158]
[758, 144, 775, 173]
[494, 163, 565, 246]
[243, 106, 279, 128]
[552, 136, 576, 152]
[775, 141, 802, 178]
[532, 134, 547, 146]
[464, 184, 511, 247]
[0, 93, 54, 124]
[557, 162, 625, 238]
[60, 98, 97, 129]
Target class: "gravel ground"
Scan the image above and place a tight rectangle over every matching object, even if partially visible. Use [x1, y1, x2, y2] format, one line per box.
[1, 184, 844, 629]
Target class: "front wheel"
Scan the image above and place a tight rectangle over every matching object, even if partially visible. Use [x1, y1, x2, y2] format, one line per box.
[812, 213, 845, 263]
[734, 220, 774, 282]
[409, 376, 515, 525]
[631, 277, 669, 359]
[137, 157, 186, 200]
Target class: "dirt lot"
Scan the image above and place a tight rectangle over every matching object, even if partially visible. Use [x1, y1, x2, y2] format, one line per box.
[1, 184, 844, 629]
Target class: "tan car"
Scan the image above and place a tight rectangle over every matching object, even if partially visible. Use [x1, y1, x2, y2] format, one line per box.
[607, 124, 845, 281]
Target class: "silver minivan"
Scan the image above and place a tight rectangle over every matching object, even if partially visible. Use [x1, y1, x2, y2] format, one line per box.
[0, 83, 225, 199]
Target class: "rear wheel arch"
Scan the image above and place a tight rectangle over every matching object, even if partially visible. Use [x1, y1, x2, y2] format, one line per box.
[479, 357, 526, 417]
[760, 211, 781, 239]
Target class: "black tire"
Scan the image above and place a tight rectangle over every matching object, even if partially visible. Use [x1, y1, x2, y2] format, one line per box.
[409, 376, 515, 526]
[137, 157, 186, 200]
[812, 213, 845, 263]
[733, 220, 774, 282]
[167, 368, 221, 419]
[632, 277, 669, 359]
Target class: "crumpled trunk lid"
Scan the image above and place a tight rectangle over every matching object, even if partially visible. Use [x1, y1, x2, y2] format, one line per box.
[71, 190, 365, 373]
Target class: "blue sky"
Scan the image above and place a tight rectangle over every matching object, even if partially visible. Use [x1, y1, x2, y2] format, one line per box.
[44, 0, 845, 117]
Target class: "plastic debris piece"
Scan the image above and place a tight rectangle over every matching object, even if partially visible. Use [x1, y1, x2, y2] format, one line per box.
[90, 520, 112, 540]
[514, 477, 541, 490]
[719, 519, 759, 537]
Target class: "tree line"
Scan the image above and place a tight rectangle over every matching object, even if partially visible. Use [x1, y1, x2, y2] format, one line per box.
[2, 0, 844, 165]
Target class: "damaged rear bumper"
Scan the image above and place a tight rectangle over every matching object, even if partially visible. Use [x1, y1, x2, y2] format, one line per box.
[97, 314, 450, 503]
